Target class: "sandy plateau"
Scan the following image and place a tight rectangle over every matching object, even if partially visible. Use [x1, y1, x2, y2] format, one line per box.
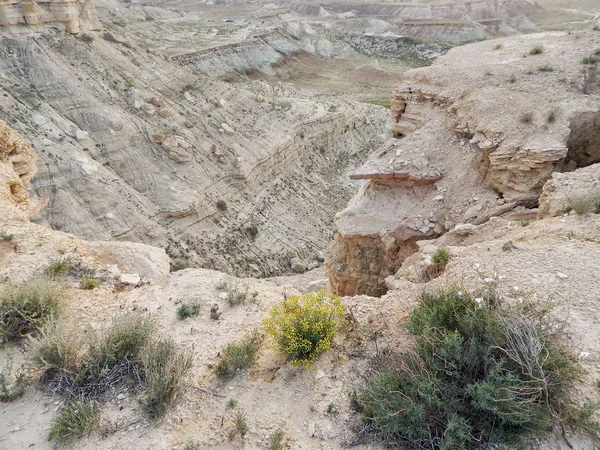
[1, 0, 600, 449]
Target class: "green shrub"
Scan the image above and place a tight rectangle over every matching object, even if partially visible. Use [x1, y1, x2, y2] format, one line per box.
[182, 439, 201, 450]
[79, 277, 98, 290]
[570, 193, 600, 215]
[143, 339, 193, 419]
[234, 410, 249, 437]
[267, 428, 285, 450]
[43, 258, 71, 279]
[49, 399, 99, 444]
[538, 64, 554, 72]
[493, 43, 503, 50]
[582, 56, 600, 65]
[509, 74, 517, 83]
[529, 45, 544, 55]
[0, 283, 62, 342]
[0, 360, 25, 402]
[263, 291, 345, 367]
[547, 106, 560, 123]
[355, 288, 594, 449]
[177, 301, 201, 320]
[216, 333, 260, 378]
[216, 200, 228, 211]
[431, 247, 450, 266]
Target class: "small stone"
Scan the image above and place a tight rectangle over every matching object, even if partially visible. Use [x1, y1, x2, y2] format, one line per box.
[75, 129, 89, 141]
[132, 99, 143, 110]
[32, 113, 47, 126]
[286, 251, 298, 259]
[315, 370, 325, 380]
[117, 393, 126, 400]
[150, 96, 164, 107]
[502, 241, 518, 252]
[556, 272, 569, 280]
[119, 273, 141, 285]
[153, 134, 166, 144]
[222, 123, 235, 135]
[141, 104, 156, 116]
[185, 120, 196, 128]
[233, 156, 244, 168]
[224, 115, 233, 127]
[433, 195, 444, 201]
[418, 226, 430, 234]
[308, 421, 316, 437]
[112, 120, 123, 131]
[183, 91, 194, 102]
[158, 108, 171, 118]
[291, 257, 306, 273]
[218, 292, 227, 300]
[256, 93, 264, 103]
[452, 223, 477, 235]
[104, 212, 115, 219]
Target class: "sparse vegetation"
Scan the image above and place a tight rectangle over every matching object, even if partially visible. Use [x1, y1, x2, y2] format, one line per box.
[216, 280, 247, 306]
[183, 439, 201, 450]
[181, 84, 195, 93]
[420, 247, 451, 282]
[267, 428, 286, 450]
[547, 106, 560, 123]
[1, 231, 14, 241]
[354, 288, 596, 449]
[0, 283, 62, 342]
[493, 43, 503, 50]
[569, 192, 600, 215]
[234, 410, 249, 438]
[519, 220, 531, 227]
[263, 291, 345, 367]
[216, 199, 228, 211]
[177, 300, 201, 320]
[509, 74, 517, 83]
[582, 56, 600, 65]
[49, 399, 100, 445]
[0, 360, 25, 402]
[327, 402, 339, 416]
[529, 45, 544, 55]
[79, 277, 98, 290]
[538, 64, 554, 72]
[519, 112, 533, 124]
[31, 312, 192, 435]
[78, 34, 94, 43]
[42, 258, 71, 279]
[143, 339, 193, 419]
[216, 333, 261, 378]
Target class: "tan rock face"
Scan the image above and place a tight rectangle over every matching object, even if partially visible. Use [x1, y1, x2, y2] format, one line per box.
[0, 119, 38, 221]
[0, 0, 100, 34]
[327, 31, 600, 296]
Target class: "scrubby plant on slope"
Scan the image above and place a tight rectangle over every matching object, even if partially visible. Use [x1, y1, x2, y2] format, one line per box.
[0, 282, 63, 342]
[216, 332, 262, 378]
[263, 290, 345, 367]
[355, 288, 597, 449]
[30, 313, 193, 443]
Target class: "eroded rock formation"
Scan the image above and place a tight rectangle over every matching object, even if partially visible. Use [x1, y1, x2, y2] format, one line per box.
[327, 31, 600, 297]
[0, 0, 100, 34]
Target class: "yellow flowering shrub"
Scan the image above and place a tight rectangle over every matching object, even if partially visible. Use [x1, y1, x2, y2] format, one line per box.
[263, 290, 345, 367]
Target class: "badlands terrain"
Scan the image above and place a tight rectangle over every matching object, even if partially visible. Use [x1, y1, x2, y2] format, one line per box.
[1, 0, 600, 449]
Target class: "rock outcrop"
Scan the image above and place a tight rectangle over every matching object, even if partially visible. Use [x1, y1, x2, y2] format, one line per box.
[327, 31, 600, 296]
[0, 0, 101, 34]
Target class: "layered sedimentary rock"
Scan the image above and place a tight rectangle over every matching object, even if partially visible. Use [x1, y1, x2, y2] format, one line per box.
[327, 31, 600, 296]
[0, 0, 100, 34]
[0, 29, 387, 278]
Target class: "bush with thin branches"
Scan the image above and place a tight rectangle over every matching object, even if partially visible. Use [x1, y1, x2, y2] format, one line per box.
[355, 288, 596, 449]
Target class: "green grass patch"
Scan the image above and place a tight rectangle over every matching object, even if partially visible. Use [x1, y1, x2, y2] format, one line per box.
[79, 277, 98, 290]
[216, 333, 261, 378]
[49, 399, 99, 445]
[42, 258, 71, 279]
[177, 300, 201, 320]
[529, 45, 544, 55]
[569, 192, 600, 215]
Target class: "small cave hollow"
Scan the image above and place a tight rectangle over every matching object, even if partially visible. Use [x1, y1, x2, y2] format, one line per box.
[565, 111, 600, 169]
